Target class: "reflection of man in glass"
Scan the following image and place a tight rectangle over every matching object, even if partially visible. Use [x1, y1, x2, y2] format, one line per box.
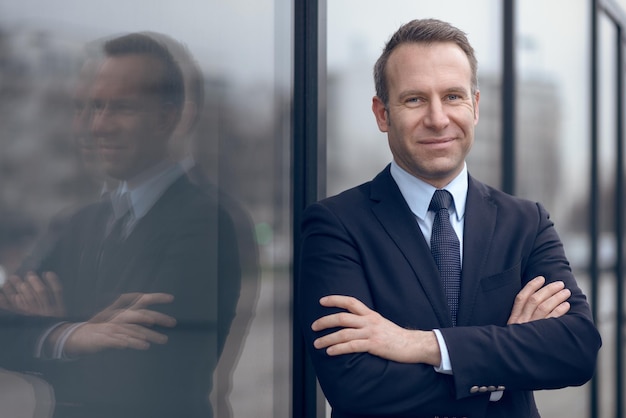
[1, 33, 242, 418]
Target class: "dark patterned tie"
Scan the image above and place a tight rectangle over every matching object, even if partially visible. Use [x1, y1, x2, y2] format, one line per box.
[429, 189, 461, 326]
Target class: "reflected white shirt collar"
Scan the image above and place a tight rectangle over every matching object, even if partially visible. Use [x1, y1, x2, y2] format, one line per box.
[111, 160, 184, 221]
[390, 160, 468, 222]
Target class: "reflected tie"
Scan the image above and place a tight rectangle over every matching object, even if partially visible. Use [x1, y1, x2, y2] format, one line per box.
[100, 193, 132, 266]
[429, 189, 461, 326]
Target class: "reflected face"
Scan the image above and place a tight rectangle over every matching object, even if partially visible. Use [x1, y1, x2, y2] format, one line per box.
[90, 54, 173, 180]
[372, 42, 479, 188]
[72, 59, 100, 172]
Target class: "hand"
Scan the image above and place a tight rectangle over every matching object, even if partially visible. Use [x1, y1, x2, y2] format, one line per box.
[311, 295, 440, 366]
[507, 276, 571, 325]
[0, 271, 65, 317]
[61, 292, 176, 357]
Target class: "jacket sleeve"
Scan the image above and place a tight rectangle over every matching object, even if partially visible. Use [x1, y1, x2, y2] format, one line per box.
[439, 202, 601, 400]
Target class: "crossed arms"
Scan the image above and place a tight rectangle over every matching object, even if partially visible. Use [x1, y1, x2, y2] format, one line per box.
[298, 198, 601, 416]
[0, 271, 175, 357]
[312, 275, 571, 366]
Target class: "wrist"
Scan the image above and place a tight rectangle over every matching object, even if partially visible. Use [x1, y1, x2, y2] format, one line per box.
[417, 330, 442, 366]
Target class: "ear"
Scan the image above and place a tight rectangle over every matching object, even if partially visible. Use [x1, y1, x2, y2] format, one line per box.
[172, 101, 199, 139]
[156, 105, 182, 135]
[473, 90, 480, 125]
[372, 96, 390, 132]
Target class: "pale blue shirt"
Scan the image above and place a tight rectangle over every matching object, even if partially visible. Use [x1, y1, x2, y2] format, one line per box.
[390, 160, 503, 402]
[112, 160, 185, 232]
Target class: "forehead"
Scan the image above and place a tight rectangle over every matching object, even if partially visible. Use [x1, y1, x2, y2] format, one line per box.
[386, 42, 472, 91]
[91, 54, 163, 97]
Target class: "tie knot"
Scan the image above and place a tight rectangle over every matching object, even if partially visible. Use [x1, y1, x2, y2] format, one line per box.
[111, 191, 132, 220]
[429, 189, 453, 212]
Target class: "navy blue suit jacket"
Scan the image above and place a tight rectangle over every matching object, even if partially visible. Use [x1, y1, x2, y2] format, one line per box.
[298, 165, 601, 418]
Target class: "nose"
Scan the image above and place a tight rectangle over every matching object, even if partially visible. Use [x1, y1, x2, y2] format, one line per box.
[423, 100, 449, 130]
[90, 104, 113, 137]
[72, 105, 94, 136]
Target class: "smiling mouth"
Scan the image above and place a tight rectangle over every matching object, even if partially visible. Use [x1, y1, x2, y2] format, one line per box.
[421, 137, 455, 145]
[98, 144, 128, 158]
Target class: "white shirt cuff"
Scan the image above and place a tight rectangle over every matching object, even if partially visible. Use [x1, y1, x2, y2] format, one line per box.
[432, 329, 503, 402]
[432, 329, 452, 374]
[34, 322, 67, 358]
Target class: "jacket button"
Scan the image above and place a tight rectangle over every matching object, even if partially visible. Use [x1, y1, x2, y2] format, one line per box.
[470, 386, 479, 394]
[487, 386, 496, 392]
[497, 385, 506, 391]
[478, 386, 488, 393]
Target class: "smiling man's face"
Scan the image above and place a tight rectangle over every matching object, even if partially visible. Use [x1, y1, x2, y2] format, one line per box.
[90, 54, 174, 180]
[372, 42, 480, 188]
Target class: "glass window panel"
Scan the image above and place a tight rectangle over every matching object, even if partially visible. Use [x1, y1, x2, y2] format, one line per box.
[0, 1, 291, 417]
[516, 1, 593, 416]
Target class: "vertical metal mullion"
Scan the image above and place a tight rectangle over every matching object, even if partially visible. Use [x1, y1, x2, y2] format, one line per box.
[293, 1, 325, 417]
[615, 23, 624, 418]
[501, 0, 516, 195]
[589, 1, 600, 418]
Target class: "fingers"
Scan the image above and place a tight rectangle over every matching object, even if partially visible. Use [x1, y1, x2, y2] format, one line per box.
[65, 322, 170, 356]
[319, 295, 371, 315]
[313, 327, 367, 354]
[108, 307, 177, 328]
[106, 324, 169, 347]
[23, 271, 51, 314]
[508, 276, 571, 325]
[0, 272, 64, 316]
[108, 292, 174, 310]
[132, 292, 175, 309]
[312, 311, 363, 332]
[312, 295, 372, 333]
[41, 271, 64, 314]
[1, 275, 20, 301]
[91, 292, 176, 327]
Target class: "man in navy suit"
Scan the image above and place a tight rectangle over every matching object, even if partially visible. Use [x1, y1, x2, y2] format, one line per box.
[298, 19, 601, 418]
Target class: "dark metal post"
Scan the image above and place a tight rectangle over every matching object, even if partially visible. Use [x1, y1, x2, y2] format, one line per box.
[293, 0, 325, 417]
[589, 1, 600, 418]
[502, 0, 516, 195]
[614, 22, 624, 418]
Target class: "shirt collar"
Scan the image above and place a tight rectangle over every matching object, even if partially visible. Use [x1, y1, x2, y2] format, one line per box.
[390, 160, 468, 222]
[111, 160, 184, 220]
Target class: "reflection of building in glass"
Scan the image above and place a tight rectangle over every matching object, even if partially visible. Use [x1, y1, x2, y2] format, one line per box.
[0, 28, 88, 220]
[469, 73, 501, 188]
[326, 65, 391, 198]
[472, 73, 561, 216]
[516, 77, 561, 212]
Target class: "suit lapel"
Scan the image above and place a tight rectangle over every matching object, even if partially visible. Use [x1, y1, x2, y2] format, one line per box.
[370, 167, 452, 327]
[457, 176, 497, 326]
[96, 175, 189, 294]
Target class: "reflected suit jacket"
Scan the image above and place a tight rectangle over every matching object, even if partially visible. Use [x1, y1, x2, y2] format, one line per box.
[298, 165, 601, 418]
[16, 174, 241, 418]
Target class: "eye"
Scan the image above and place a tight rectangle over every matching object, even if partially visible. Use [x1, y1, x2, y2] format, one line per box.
[405, 96, 424, 106]
[111, 101, 137, 115]
[90, 100, 105, 112]
[446, 94, 461, 101]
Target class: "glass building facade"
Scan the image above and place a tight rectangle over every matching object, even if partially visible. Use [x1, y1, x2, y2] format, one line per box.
[0, 1, 624, 417]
